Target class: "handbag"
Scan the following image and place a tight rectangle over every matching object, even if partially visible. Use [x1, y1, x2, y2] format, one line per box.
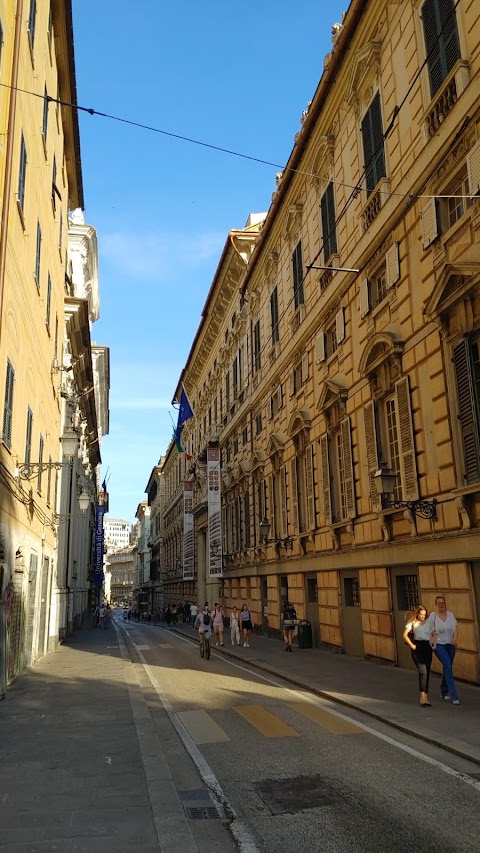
[283, 619, 294, 628]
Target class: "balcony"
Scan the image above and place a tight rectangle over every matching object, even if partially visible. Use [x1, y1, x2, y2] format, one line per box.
[425, 62, 469, 139]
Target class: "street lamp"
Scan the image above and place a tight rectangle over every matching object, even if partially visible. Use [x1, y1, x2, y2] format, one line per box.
[16, 427, 79, 480]
[51, 488, 91, 525]
[259, 517, 293, 549]
[373, 463, 437, 520]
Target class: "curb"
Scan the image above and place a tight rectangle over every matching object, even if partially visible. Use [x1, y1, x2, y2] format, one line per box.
[168, 625, 480, 769]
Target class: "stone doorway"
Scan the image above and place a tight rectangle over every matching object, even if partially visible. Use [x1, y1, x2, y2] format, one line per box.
[340, 570, 364, 656]
[390, 565, 419, 670]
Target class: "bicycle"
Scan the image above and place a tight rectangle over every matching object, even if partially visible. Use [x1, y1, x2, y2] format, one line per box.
[199, 632, 211, 660]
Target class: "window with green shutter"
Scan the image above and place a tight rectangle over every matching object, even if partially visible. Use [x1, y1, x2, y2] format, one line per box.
[453, 337, 480, 484]
[422, 0, 460, 98]
[2, 359, 15, 448]
[320, 181, 337, 261]
[25, 406, 33, 466]
[292, 241, 304, 309]
[361, 92, 386, 197]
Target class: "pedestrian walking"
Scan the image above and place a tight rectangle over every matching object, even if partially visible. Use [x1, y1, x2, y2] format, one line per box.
[183, 601, 190, 622]
[127, 609, 131, 621]
[282, 601, 297, 652]
[229, 606, 241, 645]
[429, 595, 460, 704]
[212, 603, 225, 646]
[165, 606, 172, 626]
[176, 603, 184, 624]
[402, 605, 433, 707]
[240, 603, 253, 647]
[98, 603, 105, 628]
[190, 602, 199, 627]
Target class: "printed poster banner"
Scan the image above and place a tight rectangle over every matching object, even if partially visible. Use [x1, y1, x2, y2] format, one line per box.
[183, 481, 194, 580]
[93, 504, 105, 586]
[207, 447, 223, 578]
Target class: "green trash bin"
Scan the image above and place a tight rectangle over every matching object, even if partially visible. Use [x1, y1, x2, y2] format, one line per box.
[297, 619, 313, 649]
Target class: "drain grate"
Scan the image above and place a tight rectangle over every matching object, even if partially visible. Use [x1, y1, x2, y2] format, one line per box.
[254, 774, 344, 815]
[185, 806, 221, 820]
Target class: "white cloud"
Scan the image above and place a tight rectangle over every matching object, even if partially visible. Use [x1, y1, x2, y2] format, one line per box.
[100, 229, 224, 281]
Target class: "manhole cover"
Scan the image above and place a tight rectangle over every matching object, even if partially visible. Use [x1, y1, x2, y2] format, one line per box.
[254, 774, 344, 815]
[180, 789, 212, 802]
[185, 806, 221, 820]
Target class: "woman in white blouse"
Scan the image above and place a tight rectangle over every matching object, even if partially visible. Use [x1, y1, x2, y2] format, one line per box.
[429, 595, 460, 705]
[403, 605, 433, 707]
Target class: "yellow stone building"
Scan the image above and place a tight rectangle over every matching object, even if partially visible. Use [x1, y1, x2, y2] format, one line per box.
[163, 0, 480, 683]
[0, 2, 104, 689]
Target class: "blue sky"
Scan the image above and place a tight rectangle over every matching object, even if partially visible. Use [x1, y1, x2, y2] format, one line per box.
[72, 0, 347, 521]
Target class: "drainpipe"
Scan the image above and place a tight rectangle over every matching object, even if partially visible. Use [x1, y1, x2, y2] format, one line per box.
[0, 0, 24, 337]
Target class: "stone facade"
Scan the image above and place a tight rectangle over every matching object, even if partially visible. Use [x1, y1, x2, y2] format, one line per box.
[162, 0, 480, 683]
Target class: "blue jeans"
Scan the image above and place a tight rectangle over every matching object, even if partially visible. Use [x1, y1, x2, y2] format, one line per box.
[434, 643, 458, 701]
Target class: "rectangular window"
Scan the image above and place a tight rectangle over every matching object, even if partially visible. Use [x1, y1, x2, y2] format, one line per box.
[34, 221, 41, 287]
[307, 578, 318, 603]
[52, 156, 57, 211]
[27, 0, 36, 50]
[232, 358, 238, 399]
[396, 574, 419, 612]
[371, 265, 388, 308]
[42, 86, 49, 141]
[320, 181, 337, 261]
[47, 5, 53, 52]
[243, 491, 251, 548]
[2, 359, 15, 448]
[325, 322, 338, 359]
[17, 134, 27, 214]
[0, 20, 4, 70]
[255, 412, 262, 435]
[37, 434, 44, 492]
[253, 320, 261, 372]
[25, 406, 33, 466]
[292, 241, 304, 309]
[344, 577, 360, 607]
[59, 210, 63, 253]
[46, 274, 52, 329]
[270, 286, 279, 344]
[361, 92, 386, 197]
[422, 0, 460, 98]
[385, 396, 402, 500]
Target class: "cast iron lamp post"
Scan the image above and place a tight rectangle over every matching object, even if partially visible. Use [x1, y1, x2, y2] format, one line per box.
[372, 463, 437, 520]
[259, 517, 293, 549]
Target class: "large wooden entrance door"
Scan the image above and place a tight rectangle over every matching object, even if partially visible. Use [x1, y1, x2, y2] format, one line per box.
[391, 566, 419, 670]
[472, 562, 480, 683]
[305, 573, 320, 647]
[341, 571, 364, 656]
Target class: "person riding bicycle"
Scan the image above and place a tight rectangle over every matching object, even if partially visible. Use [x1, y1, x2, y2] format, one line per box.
[194, 605, 212, 643]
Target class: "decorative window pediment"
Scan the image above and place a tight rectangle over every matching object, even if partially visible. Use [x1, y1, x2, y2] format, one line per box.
[308, 134, 335, 189]
[345, 39, 382, 114]
[359, 332, 404, 397]
[267, 432, 285, 458]
[287, 409, 311, 437]
[284, 202, 303, 243]
[424, 255, 480, 329]
[317, 381, 348, 419]
[251, 450, 266, 473]
[263, 250, 279, 283]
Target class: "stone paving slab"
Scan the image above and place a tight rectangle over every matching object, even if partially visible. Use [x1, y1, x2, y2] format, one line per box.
[0, 626, 238, 853]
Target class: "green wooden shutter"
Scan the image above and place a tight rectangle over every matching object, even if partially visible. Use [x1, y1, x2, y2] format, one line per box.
[2, 360, 15, 448]
[306, 444, 315, 530]
[319, 434, 332, 525]
[453, 338, 480, 483]
[321, 181, 337, 261]
[362, 93, 385, 196]
[291, 458, 299, 533]
[340, 417, 356, 519]
[363, 401, 380, 511]
[395, 376, 419, 500]
[280, 464, 288, 538]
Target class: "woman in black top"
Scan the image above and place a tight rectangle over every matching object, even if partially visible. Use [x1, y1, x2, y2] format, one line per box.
[283, 601, 297, 652]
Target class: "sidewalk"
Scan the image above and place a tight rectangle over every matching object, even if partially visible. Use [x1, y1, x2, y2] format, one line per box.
[169, 621, 480, 765]
[0, 625, 236, 853]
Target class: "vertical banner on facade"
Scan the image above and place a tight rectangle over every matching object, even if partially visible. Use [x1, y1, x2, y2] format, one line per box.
[93, 505, 105, 586]
[183, 481, 194, 580]
[207, 447, 223, 578]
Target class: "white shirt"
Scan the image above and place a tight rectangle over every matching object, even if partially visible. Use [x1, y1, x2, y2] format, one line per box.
[428, 611, 457, 645]
[190, 604, 198, 616]
[405, 619, 431, 641]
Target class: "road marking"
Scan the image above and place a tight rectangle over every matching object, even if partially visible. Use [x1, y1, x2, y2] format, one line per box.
[288, 702, 363, 734]
[233, 704, 299, 738]
[158, 643, 173, 648]
[177, 710, 230, 744]
[118, 627, 260, 853]
[135, 644, 150, 650]
[165, 628, 480, 794]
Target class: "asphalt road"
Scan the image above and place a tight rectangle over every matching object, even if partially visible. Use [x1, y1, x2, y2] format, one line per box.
[117, 618, 480, 853]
